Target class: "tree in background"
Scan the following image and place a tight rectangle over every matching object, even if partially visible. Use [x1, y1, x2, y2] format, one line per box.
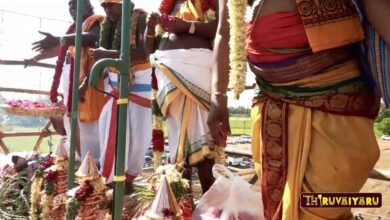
[377, 118, 390, 135]
[228, 107, 251, 117]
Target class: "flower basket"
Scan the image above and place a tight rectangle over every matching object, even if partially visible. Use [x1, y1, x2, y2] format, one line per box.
[0, 105, 65, 117]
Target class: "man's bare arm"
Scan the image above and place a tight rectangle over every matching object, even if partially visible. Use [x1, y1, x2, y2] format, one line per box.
[207, 0, 231, 146]
[362, 0, 390, 45]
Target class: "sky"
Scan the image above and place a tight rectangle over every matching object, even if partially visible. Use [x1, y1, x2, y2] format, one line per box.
[0, 0, 255, 107]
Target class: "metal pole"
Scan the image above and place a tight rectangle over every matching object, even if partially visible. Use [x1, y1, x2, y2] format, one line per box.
[68, 0, 84, 189]
[112, 1, 133, 218]
[88, 0, 134, 218]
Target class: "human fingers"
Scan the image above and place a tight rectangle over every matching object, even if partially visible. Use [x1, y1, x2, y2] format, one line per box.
[31, 40, 42, 46]
[218, 123, 228, 147]
[151, 12, 160, 19]
[207, 108, 223, 146]
[23, 59, 34, 68]
[32, 45, 43, 51]
[220, 108, 231, 136]
[38, 31, 52, 37]
[87, 49, 95, 58]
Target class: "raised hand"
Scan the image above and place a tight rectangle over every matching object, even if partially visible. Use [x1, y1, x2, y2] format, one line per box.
[32, 31, 60, 52]
[146, 12, 161, 34]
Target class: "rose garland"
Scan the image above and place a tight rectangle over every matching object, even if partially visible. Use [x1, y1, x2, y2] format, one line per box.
[41, 170, 59, 219]
[159, 0, 176, 15]
[29, 157, 54, 220]
[151, 68, 165, 169]
[66, 180, 94, 220]
[227, 0, 248, 99]
[49, 23, 76, 103]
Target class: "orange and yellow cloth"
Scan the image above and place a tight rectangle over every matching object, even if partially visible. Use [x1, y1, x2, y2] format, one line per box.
[295, 0, 364, 52]
[69, 15, 105, 123]
[246, 1, 380, 219]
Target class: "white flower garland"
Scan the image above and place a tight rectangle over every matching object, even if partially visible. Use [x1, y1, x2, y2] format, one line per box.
[227, 0, 248, 99]
[29, 177, 43, 220]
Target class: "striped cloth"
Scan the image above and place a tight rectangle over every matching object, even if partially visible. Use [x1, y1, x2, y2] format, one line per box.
[354, 0, 390, 107]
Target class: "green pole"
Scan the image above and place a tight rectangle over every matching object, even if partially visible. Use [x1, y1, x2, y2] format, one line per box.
[112, 0, 133, 219]
[88, 1, 133, 218]
[68, 0, 84, 189]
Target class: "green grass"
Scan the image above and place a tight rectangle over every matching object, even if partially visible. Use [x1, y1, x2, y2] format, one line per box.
[229, 117, 252, 136]
[1, 126, 59, 153]
[2, 117, 252, 153]
[3, 136, 59, 153]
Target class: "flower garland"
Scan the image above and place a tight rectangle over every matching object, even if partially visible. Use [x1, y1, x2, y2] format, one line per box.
[41, 170, 59, 219]
[29, 157, 54, 220]
[159, 0, 176, 15]
[66, 180, 95, 220]
[99, 17, 122, 50]
[49, 23, 76, 103]
[150, 164, 190, 198]
[30, 170, 43, 220]
[200, 0, 215, 13]
[227, 0, 248, 99]
[151, 68, 165, 169]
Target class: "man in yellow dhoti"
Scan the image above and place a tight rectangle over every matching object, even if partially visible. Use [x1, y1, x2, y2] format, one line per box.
[208, 0, 390, 219]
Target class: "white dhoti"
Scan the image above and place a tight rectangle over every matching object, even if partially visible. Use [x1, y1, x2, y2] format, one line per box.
[99, 65, 152, 183]
[152, 49, 214, 165]
[61, 59, 99, 163]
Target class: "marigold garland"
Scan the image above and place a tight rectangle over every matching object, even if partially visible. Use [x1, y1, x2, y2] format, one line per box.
[215, 147, 226, 165]
[29, 175, 43, 220]
[41, 170, 59, 219]
[227, 0, 248, 99]
[29, 157, 54, 220]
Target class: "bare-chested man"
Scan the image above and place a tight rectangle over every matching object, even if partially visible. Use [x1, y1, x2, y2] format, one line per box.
[145, 0, 218, 193]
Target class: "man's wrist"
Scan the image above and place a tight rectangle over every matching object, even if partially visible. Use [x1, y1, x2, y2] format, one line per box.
[59, 36, 66, 45]
[212, 91, 228, 101]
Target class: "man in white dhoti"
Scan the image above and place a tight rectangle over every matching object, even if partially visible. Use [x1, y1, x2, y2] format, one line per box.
[90, 0, 151, 193]
[99, 63, 152, 185]
[145, 0, 218, 193]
